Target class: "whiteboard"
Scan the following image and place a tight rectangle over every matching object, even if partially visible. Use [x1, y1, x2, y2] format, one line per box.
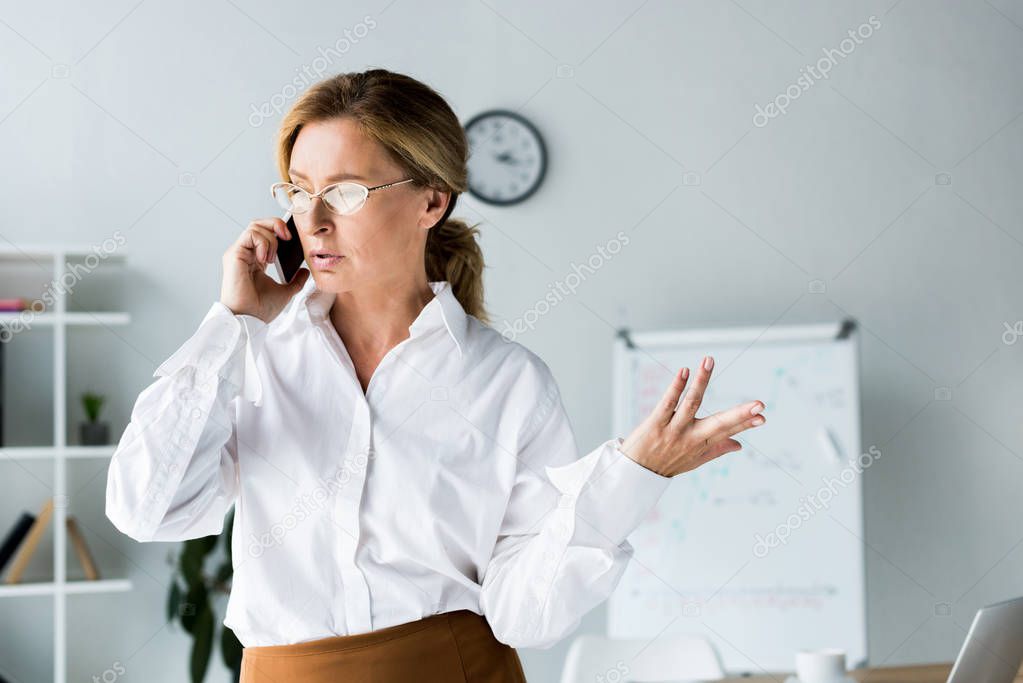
[608, 322, 867, 672]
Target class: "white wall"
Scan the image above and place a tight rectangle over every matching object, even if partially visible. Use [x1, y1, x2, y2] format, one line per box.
[1, 0, 1022, 680]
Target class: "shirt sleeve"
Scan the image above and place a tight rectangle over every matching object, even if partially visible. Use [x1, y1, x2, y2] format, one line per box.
[105, 301, 268, 543]
[478, 373, 672, 649]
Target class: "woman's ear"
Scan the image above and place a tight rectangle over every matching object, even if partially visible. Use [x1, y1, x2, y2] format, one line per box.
[420, 188, 451, 230]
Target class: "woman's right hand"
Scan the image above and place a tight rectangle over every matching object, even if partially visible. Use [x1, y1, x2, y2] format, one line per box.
[220, 218, 311, 323]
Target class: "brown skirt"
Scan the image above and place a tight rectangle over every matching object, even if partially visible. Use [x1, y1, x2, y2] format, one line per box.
[239, 609, 528, 682]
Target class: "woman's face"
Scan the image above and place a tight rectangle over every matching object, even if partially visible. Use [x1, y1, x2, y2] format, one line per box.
[287, 117, 448, 293]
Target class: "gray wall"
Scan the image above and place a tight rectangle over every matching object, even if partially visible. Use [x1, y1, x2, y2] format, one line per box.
[2, 0, 1021, 680]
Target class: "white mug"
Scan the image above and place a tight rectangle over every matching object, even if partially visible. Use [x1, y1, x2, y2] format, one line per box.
[795, 648, 847, 683]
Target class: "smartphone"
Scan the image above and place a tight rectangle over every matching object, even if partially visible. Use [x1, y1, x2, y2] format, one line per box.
[272, 212, 305, 284]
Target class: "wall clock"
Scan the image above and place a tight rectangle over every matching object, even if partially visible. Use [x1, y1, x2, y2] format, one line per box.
[464, 109, 547, 205]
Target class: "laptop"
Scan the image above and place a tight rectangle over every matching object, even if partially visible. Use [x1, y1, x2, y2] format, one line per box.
[947, 596, 1023, 682]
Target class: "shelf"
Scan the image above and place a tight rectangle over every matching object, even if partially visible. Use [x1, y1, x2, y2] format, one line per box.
[0, 312, 131, 326]
[0, 579, 133, 598]
[0, 242, 133, 681]
[0, 446, 117, 461]
[0, 245, 129, 260]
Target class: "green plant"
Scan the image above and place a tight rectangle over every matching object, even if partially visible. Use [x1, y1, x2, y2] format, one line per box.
[81, 392, 105, 423]
[166, 508, 243, 682]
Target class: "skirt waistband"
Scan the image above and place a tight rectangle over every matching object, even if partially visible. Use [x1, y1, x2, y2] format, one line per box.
[242, 609, 480, 658]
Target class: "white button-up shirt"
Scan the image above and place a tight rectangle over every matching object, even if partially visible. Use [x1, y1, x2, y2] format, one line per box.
[105, 276, 672, 648]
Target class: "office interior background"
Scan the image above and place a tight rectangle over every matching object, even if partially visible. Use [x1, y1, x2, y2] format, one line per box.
[1, 0, 1021, 681]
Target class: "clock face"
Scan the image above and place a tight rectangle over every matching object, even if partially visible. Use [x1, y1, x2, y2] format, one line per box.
[464, 110, 547, 205]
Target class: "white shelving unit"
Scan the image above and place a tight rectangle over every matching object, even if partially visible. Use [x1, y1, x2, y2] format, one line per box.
[0, 244, 134, 683]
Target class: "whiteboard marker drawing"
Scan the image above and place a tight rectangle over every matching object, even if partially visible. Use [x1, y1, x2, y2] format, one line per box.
[818, 427, 844, 463]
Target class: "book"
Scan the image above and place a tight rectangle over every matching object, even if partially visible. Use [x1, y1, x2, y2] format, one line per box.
[0, 337, 4, 447]
[1, 501, 105, 584]
[4, 498, 53, 584]
[66, 515, 100, 580]
[0, 512, 35, 574]
[0, 297, 33, 312]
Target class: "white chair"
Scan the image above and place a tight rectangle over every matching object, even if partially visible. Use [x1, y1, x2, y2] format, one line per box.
[559, 633, 725, 683]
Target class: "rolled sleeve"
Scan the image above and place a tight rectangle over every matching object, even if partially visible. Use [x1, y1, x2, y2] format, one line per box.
[547, 436, 672, 549]
[107, 301, 269, 543]
[479, 361, 673, 649]
[153, 301, 269, 407]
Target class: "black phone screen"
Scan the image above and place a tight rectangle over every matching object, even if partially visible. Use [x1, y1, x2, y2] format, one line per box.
[276, 215, 305, 284]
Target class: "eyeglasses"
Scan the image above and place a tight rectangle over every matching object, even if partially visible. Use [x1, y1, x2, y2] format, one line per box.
[270, 177, 415, 216]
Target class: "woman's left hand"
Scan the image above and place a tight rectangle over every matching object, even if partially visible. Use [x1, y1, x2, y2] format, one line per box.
[618, 355, 766, 478]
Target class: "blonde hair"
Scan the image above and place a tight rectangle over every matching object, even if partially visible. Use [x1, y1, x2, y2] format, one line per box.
[275, 69, 489, 324]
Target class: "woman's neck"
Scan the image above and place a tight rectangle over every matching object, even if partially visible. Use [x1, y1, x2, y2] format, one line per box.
[328, 277, 436, 360]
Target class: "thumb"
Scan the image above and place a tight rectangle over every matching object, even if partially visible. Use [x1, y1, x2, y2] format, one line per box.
[284, 267, 311, 295]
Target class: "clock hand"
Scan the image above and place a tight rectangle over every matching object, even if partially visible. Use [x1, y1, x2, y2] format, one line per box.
[495, 151, 521, 165]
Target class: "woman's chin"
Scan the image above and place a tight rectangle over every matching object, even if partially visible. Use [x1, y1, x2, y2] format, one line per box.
[310, 269, 352, 292]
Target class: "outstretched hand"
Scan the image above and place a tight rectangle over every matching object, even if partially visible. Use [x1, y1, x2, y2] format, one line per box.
[618, 356, 766, 478]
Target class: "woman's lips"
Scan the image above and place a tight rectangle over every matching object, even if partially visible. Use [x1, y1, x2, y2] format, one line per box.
[311, 254, 344, 269]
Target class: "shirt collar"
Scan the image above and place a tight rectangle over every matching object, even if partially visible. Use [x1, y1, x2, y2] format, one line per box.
[298, 276, 467, 358]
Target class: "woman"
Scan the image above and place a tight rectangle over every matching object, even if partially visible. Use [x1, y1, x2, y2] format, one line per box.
[105, 68, 766, 682]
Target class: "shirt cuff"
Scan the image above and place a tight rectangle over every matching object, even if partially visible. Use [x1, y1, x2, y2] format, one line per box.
[545, 437, 672, 548]
[153, 301, 269, 406]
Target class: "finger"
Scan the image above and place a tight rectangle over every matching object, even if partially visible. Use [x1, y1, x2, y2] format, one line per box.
[696, 414, 766, 448]
[719, 414, 767, 441]
[247, 217, 288, 239]
[674, 355, 714, 425]
[655, 367, 690, 425]
[240, 224, 279, 265]
[701, 437, 743, 462]
[287, 266, 311, 293]
[693, 400, 765, 442]
[236, 222, 279, 250]
[248, 230, 272, 265]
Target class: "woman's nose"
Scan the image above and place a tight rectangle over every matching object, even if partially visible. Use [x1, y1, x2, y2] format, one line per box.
[301, 200, 336, 234]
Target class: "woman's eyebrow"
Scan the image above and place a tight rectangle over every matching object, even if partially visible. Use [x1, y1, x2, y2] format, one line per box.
[288, 169, 367, 182]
